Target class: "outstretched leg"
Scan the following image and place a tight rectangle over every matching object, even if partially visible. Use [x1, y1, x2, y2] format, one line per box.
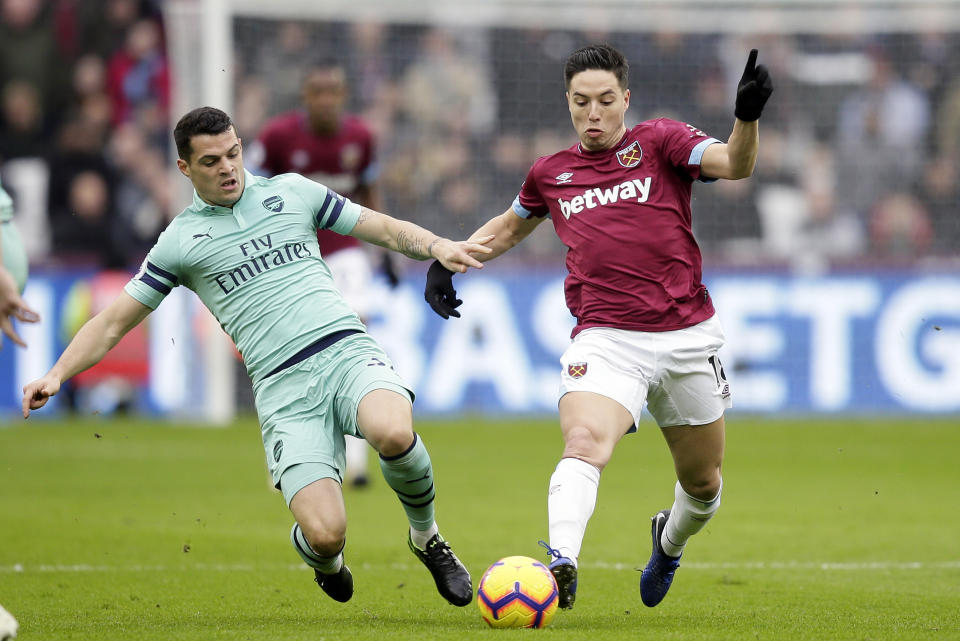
[288, 475, 354, 602]
[360, 388, 472, 606]
[641, 415, 725, 607]
[545, 391, 632, 609]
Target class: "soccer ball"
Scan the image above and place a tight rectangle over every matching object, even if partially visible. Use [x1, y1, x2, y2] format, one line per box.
[0, 603, 18, 640]
[476, 555, 559, 629]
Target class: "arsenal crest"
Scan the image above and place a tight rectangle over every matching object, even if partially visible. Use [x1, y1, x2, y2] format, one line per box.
[616, 141, 643, 168]
[262, 195, 284, 212]
[567, 362, 588, 379]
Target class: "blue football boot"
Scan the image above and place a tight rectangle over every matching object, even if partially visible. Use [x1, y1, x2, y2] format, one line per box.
[640, 509, 682, 607]
[539, 540, 578, 609]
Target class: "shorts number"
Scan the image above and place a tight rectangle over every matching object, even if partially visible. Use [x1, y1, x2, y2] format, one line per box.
[708, 354, 728, 386]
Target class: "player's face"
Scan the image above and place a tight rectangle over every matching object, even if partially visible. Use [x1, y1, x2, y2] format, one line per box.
[302, 68, 347, 133]
[566, 70, 630, 152]
[177, 128, 245, 207]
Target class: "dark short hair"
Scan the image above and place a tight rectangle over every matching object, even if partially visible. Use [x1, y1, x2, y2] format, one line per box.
[302, 59, 347, 87]
[564, 44, 629, 90]
[174, 107, 235, 161]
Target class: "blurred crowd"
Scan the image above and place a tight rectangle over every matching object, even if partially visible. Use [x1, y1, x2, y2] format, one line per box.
[0, 0, 168, 270]
[2, 3, 958, 275]
[232, 20, 960, 269]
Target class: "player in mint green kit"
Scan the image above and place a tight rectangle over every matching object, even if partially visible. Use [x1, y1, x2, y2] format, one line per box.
[0, 178, 39, 348]
[22, 107, 493, 607]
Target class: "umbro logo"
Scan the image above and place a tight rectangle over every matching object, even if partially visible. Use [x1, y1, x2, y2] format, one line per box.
[555, 172, 574, 184]
[262, 195, 284, 212]
[192, 226, 213, 240]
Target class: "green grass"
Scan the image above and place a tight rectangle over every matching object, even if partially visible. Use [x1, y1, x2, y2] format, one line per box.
[1, 415, 959, 640]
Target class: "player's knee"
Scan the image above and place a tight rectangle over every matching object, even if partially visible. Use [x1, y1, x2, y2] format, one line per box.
[679, 470, 722, 501]
[562, 425, 612, 470]
[369, 423, 415, 458]
[300, 521, 346, 557]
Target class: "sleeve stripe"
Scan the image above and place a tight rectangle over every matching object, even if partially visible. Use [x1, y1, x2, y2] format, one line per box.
[140, 272, 172, 295]
[687, 138, 720, 166]
[322, 197, 345, 229]
[146, 261, 178, 285]
[315, 190, 334, 228]
[512, 196, 533, 218]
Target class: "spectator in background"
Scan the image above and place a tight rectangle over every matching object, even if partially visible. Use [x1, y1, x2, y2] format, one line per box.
[48, 165, 127, 269]
[107, 122, 169, 250]
[868, 192, 932, 258]
[0, 79, 47, 160]
[74, 0, 143, 60]
[106, 17, 169, 137]
[399, 27, 496, 138]
[835, 44, 930, 245]
[250, 61, 393, 488]
[0, 0, 68, 132]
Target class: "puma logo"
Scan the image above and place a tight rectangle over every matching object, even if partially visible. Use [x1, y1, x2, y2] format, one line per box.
[193, 227, 213, 240]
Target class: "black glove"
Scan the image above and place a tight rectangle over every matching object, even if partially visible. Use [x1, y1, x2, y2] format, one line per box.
[424, 260, 462, 319]
[734, 49, 773, 122]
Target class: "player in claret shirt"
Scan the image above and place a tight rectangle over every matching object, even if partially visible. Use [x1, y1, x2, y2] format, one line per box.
[424, 44, 772, 609]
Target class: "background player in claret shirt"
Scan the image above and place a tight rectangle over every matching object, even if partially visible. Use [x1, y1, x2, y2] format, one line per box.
[424, 44, 772, 609]
[250, 61, 391, 488]
[22, 107, 494, 609]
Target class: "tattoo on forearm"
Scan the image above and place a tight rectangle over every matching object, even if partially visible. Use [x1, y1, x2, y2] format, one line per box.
[356, 210, 371, 226]
[396, 230, 428, 259]
[427, 238, 440, 258]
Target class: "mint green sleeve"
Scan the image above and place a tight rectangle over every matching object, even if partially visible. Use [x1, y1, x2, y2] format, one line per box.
[123, 226, 182, 309]
[286, 173, 362, 235]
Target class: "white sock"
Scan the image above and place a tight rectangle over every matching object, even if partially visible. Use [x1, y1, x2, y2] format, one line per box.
[661, 479, 722, 557]
[410, 522, 440, 550]
[548, 457, 601, 565]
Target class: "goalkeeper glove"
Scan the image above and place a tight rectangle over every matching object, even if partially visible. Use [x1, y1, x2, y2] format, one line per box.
[424, 260, 462, 319]
[734, 49, 773, 122]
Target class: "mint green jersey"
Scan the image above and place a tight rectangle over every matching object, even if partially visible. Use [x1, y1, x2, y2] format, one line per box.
[124, 170, 366, 383]
[0, 179, 12, 223]
[0, 178, 28, 292]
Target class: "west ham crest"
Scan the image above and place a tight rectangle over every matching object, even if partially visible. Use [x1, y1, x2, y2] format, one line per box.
[616, 141, 643, 168]
[567, 362, 588, 379]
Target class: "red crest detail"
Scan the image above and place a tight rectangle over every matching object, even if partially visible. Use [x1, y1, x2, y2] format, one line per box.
[616, 141, 643, 168]
[567, 362, 588, 379]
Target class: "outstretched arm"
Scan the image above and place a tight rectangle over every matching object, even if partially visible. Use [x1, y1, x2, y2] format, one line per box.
[701, 49, 773, 180]
[22, 292, 152, 417]
[466, 207, 544, 262]
[347, 207, 494, 273]
[424, 207, 544, 319]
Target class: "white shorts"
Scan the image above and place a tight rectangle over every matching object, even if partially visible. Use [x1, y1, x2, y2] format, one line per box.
[323, 247, 374, 319]
[558, 315, 732, 429]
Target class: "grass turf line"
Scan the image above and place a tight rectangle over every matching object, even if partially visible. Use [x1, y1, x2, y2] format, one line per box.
[1, 416, 958, 640]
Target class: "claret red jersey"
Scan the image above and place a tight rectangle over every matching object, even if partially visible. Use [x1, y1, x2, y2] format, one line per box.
[253, 110, 377, 255]
[514, 118, 720, 336]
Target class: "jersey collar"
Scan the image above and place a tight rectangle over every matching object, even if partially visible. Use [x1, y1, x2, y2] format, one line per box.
[576, 129, 631, 156]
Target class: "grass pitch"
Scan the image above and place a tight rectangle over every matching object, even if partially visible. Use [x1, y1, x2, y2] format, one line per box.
[1, 414, 958, 640]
